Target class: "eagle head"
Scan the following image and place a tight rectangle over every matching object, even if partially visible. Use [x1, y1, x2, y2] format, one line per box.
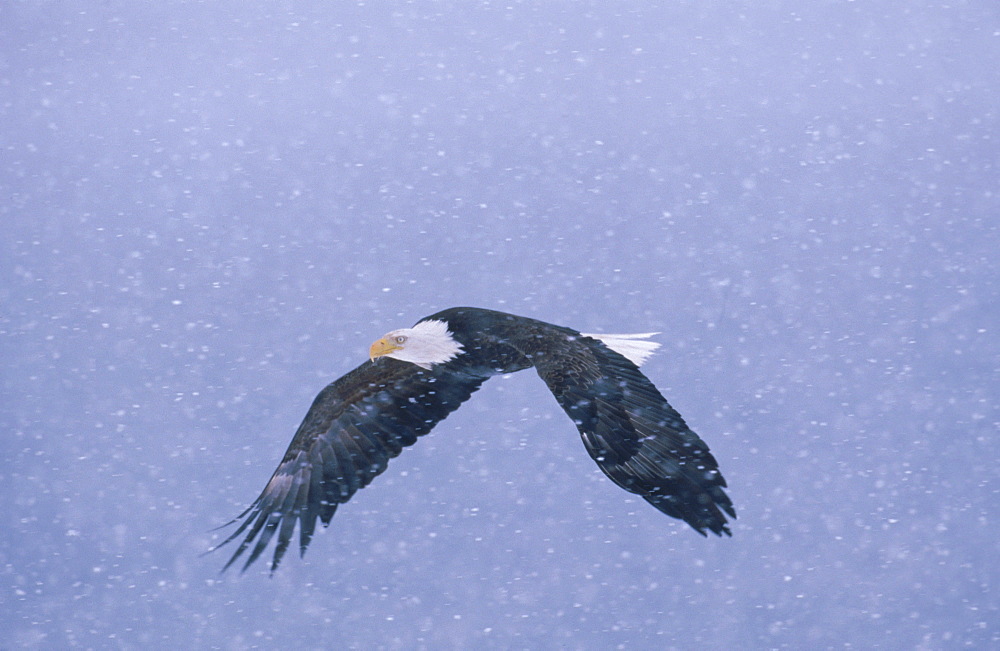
[369, 319, 464, 370]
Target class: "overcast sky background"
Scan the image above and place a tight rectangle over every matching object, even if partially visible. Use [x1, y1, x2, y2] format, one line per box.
[3, 2, 997, 648]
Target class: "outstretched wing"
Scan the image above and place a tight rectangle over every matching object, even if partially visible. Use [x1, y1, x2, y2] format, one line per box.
[533, 336, 735, 536]
[212, 358, 487, 573]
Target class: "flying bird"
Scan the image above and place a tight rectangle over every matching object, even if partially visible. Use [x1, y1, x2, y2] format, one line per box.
[212, 307, 735, 573]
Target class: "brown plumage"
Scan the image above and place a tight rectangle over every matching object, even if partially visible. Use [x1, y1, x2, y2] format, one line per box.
[211, 307, 735, 573]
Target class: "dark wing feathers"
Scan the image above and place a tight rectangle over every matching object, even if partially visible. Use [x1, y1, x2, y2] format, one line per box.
[213, 358, 486, 573]
[533, 336, 735, 536]
[214, 313, 734, 574]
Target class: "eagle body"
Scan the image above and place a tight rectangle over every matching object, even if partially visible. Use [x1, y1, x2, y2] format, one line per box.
[214, 307, 735, 573]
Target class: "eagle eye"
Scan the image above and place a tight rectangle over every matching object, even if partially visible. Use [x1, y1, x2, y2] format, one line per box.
[395, 335, 407, 344]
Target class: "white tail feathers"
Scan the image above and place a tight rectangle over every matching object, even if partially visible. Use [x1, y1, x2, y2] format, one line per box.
[582, 332, 662, 367]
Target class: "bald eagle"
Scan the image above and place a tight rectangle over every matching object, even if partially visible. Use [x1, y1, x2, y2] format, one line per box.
[212, 307, 735, 573]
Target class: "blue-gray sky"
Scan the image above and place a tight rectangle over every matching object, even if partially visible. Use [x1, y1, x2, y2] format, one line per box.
[3, 2, 997, 648]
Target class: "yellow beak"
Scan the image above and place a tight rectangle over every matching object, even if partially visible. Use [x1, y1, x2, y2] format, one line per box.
[369, 337, 402, 361]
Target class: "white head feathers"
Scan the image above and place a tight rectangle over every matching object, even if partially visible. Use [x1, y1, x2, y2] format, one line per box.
[373, 319, 465, 370]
